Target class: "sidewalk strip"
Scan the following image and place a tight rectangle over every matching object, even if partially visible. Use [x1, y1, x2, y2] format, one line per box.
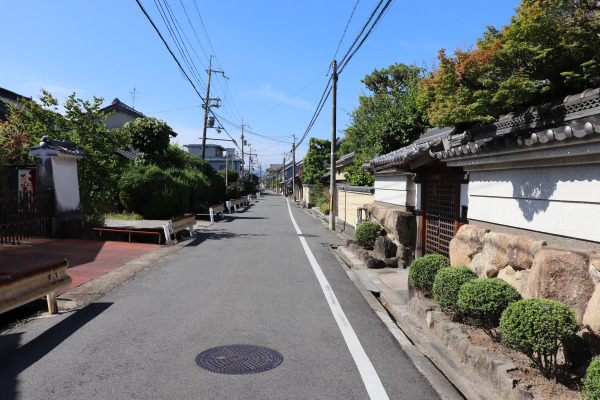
[286, 199, 390, 400]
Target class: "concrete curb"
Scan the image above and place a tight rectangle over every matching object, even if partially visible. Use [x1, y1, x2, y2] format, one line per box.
[337, 245, 534, 400]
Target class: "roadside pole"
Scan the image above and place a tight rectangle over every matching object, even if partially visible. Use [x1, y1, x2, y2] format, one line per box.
[329, 60, 337, 230]
[292, 134, 296, 202]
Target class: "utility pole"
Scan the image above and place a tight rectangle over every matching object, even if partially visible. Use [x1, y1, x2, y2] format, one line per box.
[241, 120, 250, 177]
[329, 60, 338, 230]
[201, 55, 226, 159]
[282, 152, 286, 195]
[292, 134, 296, 202]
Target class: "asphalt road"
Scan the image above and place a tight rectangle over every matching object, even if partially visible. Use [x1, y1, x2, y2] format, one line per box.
[1, 193, 444, 399]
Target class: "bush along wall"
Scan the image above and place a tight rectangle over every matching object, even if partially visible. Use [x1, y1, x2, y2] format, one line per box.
[432, 265, 478, 319]
[118, 164, 215, 220]
[499, 298, 579, 380]
[408, 254, 450, 296]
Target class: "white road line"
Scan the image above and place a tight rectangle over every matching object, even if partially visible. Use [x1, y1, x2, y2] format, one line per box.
[286, 199, 390, 400]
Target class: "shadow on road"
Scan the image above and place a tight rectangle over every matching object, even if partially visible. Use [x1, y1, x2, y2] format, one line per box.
[0, 302, 113, 400]
[186, 230, 270, 246]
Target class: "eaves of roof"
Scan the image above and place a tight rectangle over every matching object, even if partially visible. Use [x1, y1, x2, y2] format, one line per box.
[433, 87, 600, 161]
[101, 98, 146, 118]
[364, 127, 463, 172]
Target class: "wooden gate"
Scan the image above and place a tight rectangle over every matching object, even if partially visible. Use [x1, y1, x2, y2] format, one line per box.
[423, 176, 459, 258]
[0, 189, 53, 245]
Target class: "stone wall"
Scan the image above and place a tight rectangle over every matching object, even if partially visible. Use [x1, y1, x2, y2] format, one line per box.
[450, 224, 600, 336]
[364, 202, 416, 266]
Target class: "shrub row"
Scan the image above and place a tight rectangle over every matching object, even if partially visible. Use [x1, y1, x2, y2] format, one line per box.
[118, 164, 224, 220]
[409, 254, 582, 381]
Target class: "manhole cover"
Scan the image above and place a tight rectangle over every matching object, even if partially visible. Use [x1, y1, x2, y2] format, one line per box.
[196, 345, 283, 375]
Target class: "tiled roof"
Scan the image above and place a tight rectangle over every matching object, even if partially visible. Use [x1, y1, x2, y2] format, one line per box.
[27, 136, 84, 156]
[0, 87, 30, 117]
[115, 148, 140, 161]
[365, 87, 600, 170]
[364, 127, 463, 172]
[100, 98, 146, 118]
[433, 87, 600, 161]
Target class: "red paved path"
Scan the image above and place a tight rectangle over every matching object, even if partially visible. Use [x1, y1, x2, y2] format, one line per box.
[0, 239, 160, 295]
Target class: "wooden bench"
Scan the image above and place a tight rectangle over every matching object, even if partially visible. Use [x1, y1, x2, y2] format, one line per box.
[209, 204, 226, 222]
[226, 197, 249, 213]
[163, 213, 196, 245]
[0, 259, 72, 315]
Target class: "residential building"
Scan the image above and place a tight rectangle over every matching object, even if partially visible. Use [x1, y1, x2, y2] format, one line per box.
[184, 144, 242, 173]
[99, 98, 146, 130]
[0, 87, 30, 121]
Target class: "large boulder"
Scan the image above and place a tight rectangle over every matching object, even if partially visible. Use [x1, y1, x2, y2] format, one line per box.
[507, 235, 545, 271]
[497, 266, 532, 299]
[584, 286, 600, 336]
[384, 210, 416, 246]
[469, 252, 486, 278]
[373, 236, 397, 260]
[365, 256, 386, 269]
[481, 232, 513, 278]
[590, 256, 600, 285]
[449, 224, 488, 267]
[528, 246, 596, 323]
[363, 203, 416, 247]
[364, 203, 389, 225]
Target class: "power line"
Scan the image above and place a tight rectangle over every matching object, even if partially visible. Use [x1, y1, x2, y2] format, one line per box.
[330, 0, 361, 72]
[134, 0, 206, 105]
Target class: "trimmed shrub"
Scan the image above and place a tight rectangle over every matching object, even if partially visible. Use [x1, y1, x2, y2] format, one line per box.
[408, 254, 450, 296]
[355, 222, 381, 249]
[583, 356, 600, 400]
[118, 164, 210, 219]
[457, 278, 521, 328]
[226, 186, 239, 200]
[499, 298, 579, 379]
[432, 266, 477, 318]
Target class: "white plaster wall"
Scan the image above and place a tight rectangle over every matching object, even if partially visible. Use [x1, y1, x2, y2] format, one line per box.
[104, 112, 136, 130]
[374, 175, 415, 206]
[460, 183, 469, 209]
[468, 165, 600, 242]
[52, 157, 81, 212]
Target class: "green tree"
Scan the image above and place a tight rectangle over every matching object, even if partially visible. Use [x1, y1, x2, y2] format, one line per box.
[5, 90, 130, 224]
[342, 63, 429, 156]
[122, 117, 174, 165]
[422, 0, 600, 127]
[302, 138, 330, 184]
[218, 169, 239, 184]
[343, 152, 374, 186]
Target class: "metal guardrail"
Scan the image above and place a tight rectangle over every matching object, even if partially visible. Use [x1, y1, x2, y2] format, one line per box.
[0, 189, 53, 245]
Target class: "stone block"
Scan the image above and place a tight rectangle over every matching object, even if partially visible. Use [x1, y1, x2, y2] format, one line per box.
[449, 224, 488, 267]
[365, 256, 386, 269]
[383, 258, 398, 268]
[481, 232, 513, 277]
[528, 246, 595, 323]
[384, 210, 416, 246]
[584, 286, 600, 336]
[590, 256, 600, 285]
[507, 235, 545, 271]
[498, 266, 531, 299]
[372, 235, 397, 260]
[469, 252, 486, 278]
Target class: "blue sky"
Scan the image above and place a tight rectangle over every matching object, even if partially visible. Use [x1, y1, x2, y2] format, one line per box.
[2, 0, 521, 170]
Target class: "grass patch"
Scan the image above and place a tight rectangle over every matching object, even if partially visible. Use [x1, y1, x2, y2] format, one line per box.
[104, 212, 143, 220]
